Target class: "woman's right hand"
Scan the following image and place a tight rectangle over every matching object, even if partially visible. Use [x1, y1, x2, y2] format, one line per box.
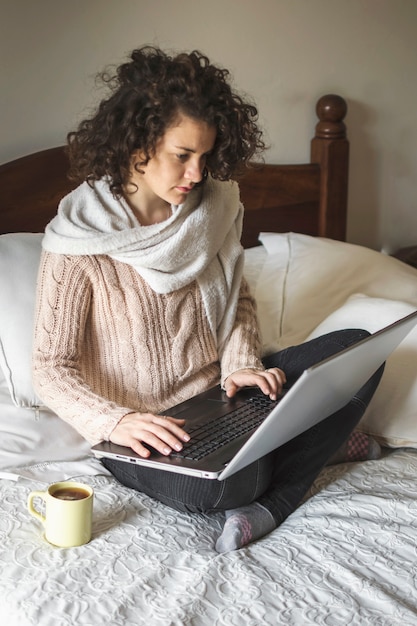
[109, 412, 190, 458]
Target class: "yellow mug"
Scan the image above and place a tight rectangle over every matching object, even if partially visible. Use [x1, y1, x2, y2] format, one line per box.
[27, 481, 93, 547]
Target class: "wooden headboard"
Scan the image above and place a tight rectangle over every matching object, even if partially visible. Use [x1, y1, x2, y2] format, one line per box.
[0, 94, 349, 246]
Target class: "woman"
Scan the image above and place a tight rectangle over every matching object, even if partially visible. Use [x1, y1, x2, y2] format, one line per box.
[33, 46, 382, 552]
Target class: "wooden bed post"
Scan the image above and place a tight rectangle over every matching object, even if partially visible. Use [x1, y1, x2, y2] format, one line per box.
[311, 94, 349, 241]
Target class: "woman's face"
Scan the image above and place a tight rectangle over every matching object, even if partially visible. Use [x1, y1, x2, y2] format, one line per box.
[129, 114, 217, 209]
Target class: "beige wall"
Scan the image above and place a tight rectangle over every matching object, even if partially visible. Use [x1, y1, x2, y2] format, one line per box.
[1, 0, 416, 252]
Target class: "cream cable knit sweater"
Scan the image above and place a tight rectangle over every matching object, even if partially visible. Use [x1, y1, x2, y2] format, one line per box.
[32, 252, 263, 445]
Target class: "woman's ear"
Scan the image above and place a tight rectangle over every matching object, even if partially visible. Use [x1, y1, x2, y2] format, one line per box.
[130, 150, 147, 175]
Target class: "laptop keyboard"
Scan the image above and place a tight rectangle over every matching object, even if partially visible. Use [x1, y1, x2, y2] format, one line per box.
[172, 395, 278, 461]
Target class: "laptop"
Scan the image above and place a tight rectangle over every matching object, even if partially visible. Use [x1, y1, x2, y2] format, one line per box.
[92, 310, 417, 480]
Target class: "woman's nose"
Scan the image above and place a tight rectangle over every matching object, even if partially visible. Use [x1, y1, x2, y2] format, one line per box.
[185, 159, 203, 183]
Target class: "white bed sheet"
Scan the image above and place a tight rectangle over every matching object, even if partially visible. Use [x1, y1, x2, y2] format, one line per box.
[1, 449, 417, 626]
[0, 373, 108, 482]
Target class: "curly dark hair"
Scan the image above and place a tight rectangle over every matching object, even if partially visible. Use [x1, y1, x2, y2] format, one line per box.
[66, 46, 265, 196]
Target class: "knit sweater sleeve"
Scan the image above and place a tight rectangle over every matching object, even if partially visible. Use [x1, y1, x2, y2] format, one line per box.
[32, 252, 132, 444]
[219, 277, 264, 386]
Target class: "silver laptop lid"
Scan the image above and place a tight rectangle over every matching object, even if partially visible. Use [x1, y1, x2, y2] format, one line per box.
[219, 310, 417, 480]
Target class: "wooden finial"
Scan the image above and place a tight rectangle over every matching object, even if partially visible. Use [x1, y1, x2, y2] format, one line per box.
[311, 94, 349, 241]
[315, 94, 347, 139]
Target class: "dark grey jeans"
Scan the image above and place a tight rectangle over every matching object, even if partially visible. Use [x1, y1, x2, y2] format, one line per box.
[102, 329, 384, 523]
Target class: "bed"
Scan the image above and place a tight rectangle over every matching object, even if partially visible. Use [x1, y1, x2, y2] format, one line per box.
[1, 94, 417, 625]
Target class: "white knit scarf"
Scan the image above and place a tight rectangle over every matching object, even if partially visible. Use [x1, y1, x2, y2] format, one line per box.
[43, 177, 244, 354]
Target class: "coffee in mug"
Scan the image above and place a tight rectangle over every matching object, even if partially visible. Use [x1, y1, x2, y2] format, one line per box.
[53, 486, 91, 501]
[27, 481, 93, 547]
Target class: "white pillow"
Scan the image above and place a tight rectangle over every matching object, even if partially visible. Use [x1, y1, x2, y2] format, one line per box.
[307, 293, 417, 338]
[259, 232, 417, 348]
[249, 233, 417, 448]
[244, 242, 289, 354]
[0, 233, 43, 407]
[307, 293, 417, 447]
[0, 364, 110, 480]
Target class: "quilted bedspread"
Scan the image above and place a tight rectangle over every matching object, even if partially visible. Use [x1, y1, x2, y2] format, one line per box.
[1, 448, 417, 626]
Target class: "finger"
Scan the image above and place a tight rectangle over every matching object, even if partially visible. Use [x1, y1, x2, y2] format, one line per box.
[128, 439, 152, 458]
[134, 418, 190, 456]
[129, 429, 180, 456]
[265, 367, 286, 382]
[115, 430, 175, 459]
[224, 379, 239, 398]
[259, 369, 285, 400]
[264, 368, 286, 388]
[111, 413, 191, 457]
[155, 415, 190, 442]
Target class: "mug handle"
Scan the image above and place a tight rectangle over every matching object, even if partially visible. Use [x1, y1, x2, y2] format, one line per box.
[27, 490, 47, 524]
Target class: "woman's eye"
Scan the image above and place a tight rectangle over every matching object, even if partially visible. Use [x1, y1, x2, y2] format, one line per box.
[176, 154, 188, 161]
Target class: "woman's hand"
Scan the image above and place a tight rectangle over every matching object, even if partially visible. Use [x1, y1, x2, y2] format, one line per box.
[224, 367, 286, 401]
[109, 412, 190, 458]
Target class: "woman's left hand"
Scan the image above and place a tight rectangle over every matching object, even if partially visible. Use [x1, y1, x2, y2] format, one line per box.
[224, 367, 286, 401]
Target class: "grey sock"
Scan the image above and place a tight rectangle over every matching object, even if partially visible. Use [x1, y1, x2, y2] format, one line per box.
[327, 432, 382, 465]
[215, 503, 276, 553]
